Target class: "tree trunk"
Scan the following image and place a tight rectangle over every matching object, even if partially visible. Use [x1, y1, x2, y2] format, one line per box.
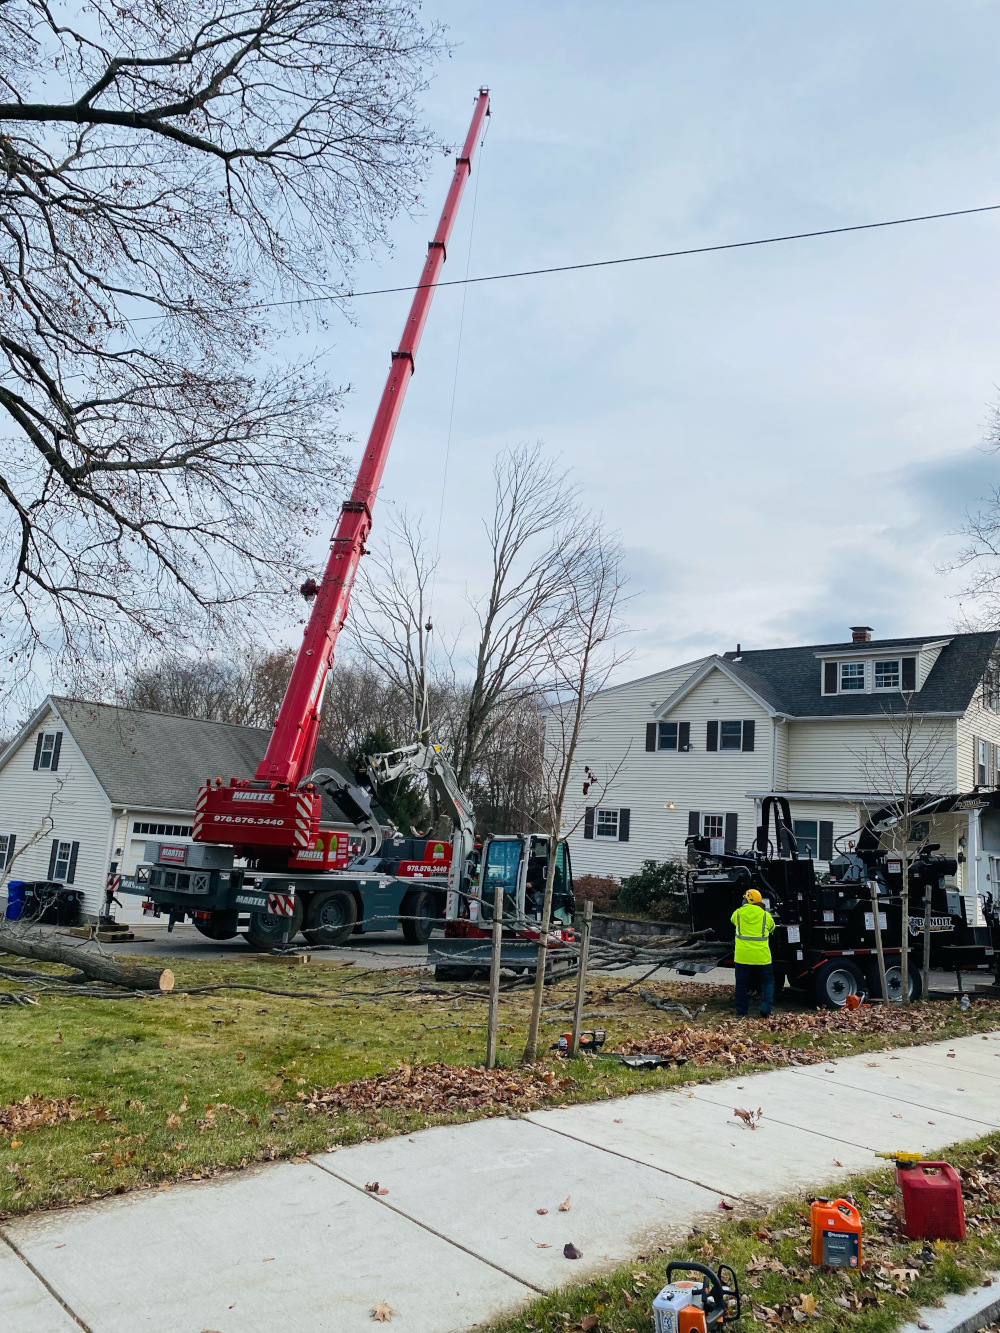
[0, 930, 174, 992]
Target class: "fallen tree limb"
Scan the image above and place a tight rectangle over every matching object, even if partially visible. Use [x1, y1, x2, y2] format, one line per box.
[0, 933, 174, 992]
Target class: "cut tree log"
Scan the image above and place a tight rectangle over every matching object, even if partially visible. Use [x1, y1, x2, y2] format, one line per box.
[0, 928, 174, 992]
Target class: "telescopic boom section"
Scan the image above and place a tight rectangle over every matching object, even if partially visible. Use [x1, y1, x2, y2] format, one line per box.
[193, 90, 489, 857]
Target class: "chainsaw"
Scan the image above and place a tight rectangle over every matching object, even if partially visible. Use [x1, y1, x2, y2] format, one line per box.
[652, 1262, 741, 1333]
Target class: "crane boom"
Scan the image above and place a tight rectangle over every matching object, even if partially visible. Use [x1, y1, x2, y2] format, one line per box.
[194, 90, 489, 859]
[260, 88, 490, 788]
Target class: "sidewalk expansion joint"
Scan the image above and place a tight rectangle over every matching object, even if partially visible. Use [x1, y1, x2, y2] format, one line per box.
[524, 1119, 758, 1209]
[308, 1156, 546, 1293]
[788, 1067, 1000, 1129]
[0, 1226, 94, 1333]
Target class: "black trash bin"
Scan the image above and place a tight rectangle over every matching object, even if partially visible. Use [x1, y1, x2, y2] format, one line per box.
[21, 882, 83, 927]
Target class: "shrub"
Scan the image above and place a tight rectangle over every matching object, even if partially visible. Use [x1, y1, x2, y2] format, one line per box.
[616, 858, 688, 921]
[573, 874, 619, 913]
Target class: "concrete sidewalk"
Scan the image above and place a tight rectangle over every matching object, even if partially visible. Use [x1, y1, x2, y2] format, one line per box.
[4, 1031, 1000, 1333]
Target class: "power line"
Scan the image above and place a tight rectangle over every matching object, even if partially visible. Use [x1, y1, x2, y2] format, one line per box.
[231, 201, 1000, 316]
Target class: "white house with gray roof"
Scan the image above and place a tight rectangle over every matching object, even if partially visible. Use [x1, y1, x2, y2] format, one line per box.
[563, 627, 1000, 927]
[0, 696, 352, 921]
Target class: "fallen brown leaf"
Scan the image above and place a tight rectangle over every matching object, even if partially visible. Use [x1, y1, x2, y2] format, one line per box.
[372, 1302, 394, 1322]
[558, 1196, 572, 1212]
[0, 1094, 81, 1137]
[581, 1318, 600, 1332]
[536, 1208, 548, 1215]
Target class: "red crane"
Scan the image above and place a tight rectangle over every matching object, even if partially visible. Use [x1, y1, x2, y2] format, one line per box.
[194, 89, 490, 861]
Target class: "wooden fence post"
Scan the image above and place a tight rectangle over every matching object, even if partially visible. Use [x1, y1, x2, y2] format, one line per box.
[570, 900, 594, 1058]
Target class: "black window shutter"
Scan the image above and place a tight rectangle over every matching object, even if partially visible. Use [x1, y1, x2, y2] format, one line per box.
[742, 719, 755, 752]
[47, 839, 58, 878]
[823, 662, 838, 695]
[618, 809, 630, 842]
[678, 721, 690, 752]
[819, 821, 834, 861]
[584, 807, 594, 840]
[66, 841, 79, 884]
[33, 734, 43, 770]
[1, 833, 14, 870]
[706, 720, 718, 751]
[901, 657, 916, 691]
[645, 722, 656, 752]
[724, 812, 738, 853]
[50, 732, 62, 771]
[688, 811, 700, 837]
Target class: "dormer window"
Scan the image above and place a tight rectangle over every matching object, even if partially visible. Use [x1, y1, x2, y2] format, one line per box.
[840, 662, 865, 691]
[822, 654, 917, 695]
[874, 659, 900, 690]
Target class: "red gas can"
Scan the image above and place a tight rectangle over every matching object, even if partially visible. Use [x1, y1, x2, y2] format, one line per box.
[897, 1162, 965, 1241]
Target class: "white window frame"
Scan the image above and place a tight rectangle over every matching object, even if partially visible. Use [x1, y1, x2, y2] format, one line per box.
[873, 658, 901, 691]
[594, 807, 620, 840]
[839, 661, 866, 692]
[657, 722, 678, 751]
[0, 833, 13, 871]
[38, 732, 58, 769]
[701, 812, 725, 855]
[594, 805, 618, 837]
[718, 720, 743, 751]
[51, 839, 74, 882]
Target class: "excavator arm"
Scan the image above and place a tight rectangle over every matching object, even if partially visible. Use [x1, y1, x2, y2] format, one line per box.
[365, 743, 476, 914]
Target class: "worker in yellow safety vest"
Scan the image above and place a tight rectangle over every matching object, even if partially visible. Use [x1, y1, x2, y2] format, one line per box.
[730, 888, 776, 1017]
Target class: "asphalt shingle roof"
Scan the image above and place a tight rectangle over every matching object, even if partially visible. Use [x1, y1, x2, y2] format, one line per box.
[720, 631, 1000, 717]
[50, 697, 353, 819]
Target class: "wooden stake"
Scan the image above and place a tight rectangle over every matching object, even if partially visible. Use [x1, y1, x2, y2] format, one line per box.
[570, 900, 594, 1058]
[869, 879, 890, 1002]
[485, 888, 504, 1069]
[921, 892, 932, 1001]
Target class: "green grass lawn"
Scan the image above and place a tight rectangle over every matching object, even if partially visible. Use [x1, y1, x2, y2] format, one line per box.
[481, 1131, 1000, 1333]
[2, 951, 999, 1218]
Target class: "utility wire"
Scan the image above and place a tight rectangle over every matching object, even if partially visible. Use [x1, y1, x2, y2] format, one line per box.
[127, 201, 1000, 322]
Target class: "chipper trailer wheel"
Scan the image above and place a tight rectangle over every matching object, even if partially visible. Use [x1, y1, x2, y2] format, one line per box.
[302, 889, 357, 946]
[400, 890, 436, 945]
[867, 960, 922, 1003]
[814, 958, 867, 1009]
[244, 896, 304, 951]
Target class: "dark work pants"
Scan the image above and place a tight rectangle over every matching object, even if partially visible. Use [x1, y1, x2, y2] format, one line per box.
[734, 962, 774, 1017]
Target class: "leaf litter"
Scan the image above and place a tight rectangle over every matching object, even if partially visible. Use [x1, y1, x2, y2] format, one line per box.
[304, 1062, 573, 1116]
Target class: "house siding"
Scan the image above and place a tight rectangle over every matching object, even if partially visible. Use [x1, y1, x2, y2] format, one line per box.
[956, 688, 1000, 790]
[562, 664, 771, 878]
[0, 703, 113, 917]
[786, 717, 957, 794]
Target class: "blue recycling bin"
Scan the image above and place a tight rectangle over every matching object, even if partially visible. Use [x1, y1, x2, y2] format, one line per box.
[4, 881, 26, 920]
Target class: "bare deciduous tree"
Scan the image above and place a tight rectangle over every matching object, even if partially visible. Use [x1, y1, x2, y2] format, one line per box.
[453, 443, 592, 792]
[523, 527, 628, 1062]
[0, 0, 443, 692]
[853, 695, 950, 1004]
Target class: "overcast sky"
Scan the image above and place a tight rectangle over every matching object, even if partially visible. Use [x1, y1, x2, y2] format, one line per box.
[296, 0, 1000, 682]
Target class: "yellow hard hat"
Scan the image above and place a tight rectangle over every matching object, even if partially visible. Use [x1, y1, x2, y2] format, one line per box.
[744, 888, 763, 904]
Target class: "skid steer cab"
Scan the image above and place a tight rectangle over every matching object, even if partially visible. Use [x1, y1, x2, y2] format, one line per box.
[429, 833, 576, 981]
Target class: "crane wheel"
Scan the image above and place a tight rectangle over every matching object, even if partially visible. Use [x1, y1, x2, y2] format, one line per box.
[813, 958, 866, 1009]
[244, 897, 304, 951]
[193, 911, 239, 941]
[401, 891, 436, 945]
[302, 890, 357, 946]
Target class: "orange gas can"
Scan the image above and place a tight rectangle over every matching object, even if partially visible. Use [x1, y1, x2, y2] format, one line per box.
[810, 1198, 862, 1269]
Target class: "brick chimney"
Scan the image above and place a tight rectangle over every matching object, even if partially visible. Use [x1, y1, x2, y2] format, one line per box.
[850, 625, 873, 643]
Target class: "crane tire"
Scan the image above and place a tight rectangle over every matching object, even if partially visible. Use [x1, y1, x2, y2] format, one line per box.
[302, 890, 357, 946]
[193, 911, 239, 941]
[401, 891, 436, 945]
[244, 897, 304, 951]
[814, 958, 866, 1009]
